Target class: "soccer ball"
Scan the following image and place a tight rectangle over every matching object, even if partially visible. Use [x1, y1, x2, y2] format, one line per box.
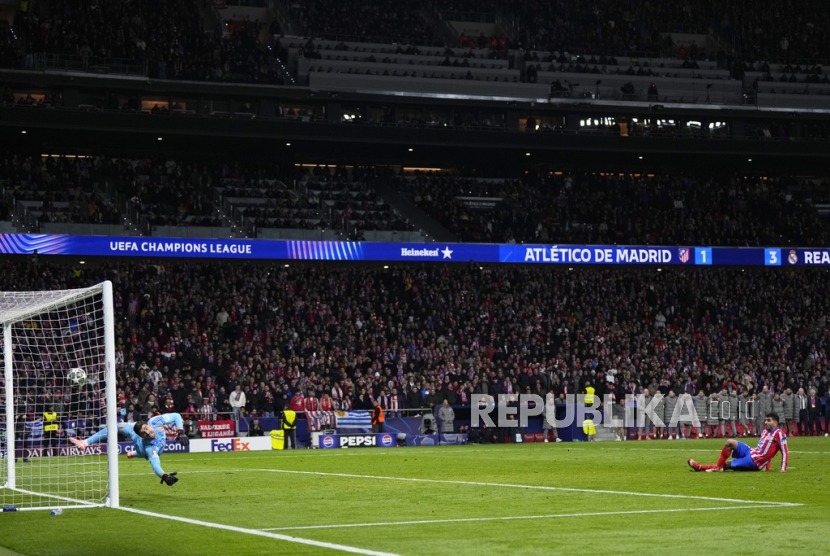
[68, 367, 87, 386]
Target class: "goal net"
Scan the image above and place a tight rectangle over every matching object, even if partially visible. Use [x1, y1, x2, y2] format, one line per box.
[1, 281, 118, 511]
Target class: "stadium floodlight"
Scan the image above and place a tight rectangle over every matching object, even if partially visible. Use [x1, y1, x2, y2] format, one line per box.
[1, 282, 118, 511]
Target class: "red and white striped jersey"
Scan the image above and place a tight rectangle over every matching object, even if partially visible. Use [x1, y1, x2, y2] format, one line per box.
[751, 428, 788, 471]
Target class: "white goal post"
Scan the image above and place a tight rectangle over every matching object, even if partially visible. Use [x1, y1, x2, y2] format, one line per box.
[1, 281, 118, 511]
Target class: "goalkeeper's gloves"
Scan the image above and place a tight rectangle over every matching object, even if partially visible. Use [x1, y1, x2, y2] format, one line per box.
[176, 430, 190, 446]
[161, 472, 178, 486]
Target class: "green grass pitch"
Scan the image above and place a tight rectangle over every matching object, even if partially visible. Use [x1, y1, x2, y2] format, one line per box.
[1, 438, 828, 555]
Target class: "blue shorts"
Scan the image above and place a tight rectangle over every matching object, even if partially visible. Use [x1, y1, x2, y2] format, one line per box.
[729, 441, 759, 471]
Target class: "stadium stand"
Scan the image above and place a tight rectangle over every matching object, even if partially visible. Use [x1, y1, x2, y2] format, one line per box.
[0, 153, 123, 234]
[1, 259, 827, 433]
[1, 2, 829, 553]
[0, 152, 421, 240]
[703, 0, 830, 63]
[394, 173, 830, 246]
[1, 0, 286, 83]
[3, 150, 829, 245]
[124, 158, 221, 230]
[4, 0, 830, 110]
[221, 166, 418, 240]
[286, 0, 438, 45]
[288, 36, 740, 103]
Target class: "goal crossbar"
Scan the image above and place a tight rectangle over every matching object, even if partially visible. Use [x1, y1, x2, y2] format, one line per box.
[0, 285, 106, 327]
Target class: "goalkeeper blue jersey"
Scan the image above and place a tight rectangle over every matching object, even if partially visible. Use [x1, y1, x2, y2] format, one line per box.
[135, 413, 183, 456]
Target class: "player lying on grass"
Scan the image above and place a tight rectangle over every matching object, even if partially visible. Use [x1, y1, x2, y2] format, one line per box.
[69, 412, 188, 486]
[688, 412, 788, 473]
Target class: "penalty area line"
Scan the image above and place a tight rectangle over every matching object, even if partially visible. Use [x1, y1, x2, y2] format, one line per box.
[259, 505, 777, 531]
[117, 506, 402, 556]
[251, 468, 801, 507]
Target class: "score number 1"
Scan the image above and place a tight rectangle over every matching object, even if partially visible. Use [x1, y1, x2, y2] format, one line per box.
[695, 248, 712, 265]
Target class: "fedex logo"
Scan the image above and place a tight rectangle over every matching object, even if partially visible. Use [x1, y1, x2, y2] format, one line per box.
[211, 438, 251, 452]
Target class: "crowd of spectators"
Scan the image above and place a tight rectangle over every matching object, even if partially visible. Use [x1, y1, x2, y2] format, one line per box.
[474, 0, 684, 55]
[704, 0, 830, 64]
[287, 0, 436, 44]
[123, 158, 220, 228]
[221, 164, 414, 236]
[292, 39, 507, 61]
[3, 0, 830, 89]
[486, 0, 830, 65]
[1, 153, 230, 229]
[0, 153, 418, 235]
[306, 64, 518, 83]
[394, 175, 521, 243]
[287, 0, 830, 70]
[0, 153, 121, 226]
[228, 180, 330, 232]
[396, 172, 830, 246]
[3, 152, 829, 247]
[299, 167, 414, 233]
[2, 260, 829, 439]
[281, 0, 830, 67]
[529, 56, 714, 80]
[2, 1, 285, 84]
[746, 62, 830, 88]
[458, 32, 508, 52]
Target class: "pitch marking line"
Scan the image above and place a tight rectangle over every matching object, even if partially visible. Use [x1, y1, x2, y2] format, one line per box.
[601, 448, 829, 454]
[165, 448, 526, 463]
[251, 469, 801, 507]
[3, 488, 99, 507]
[259, 505, 777, 531]
[119, 467, 801, 508]
[119, 469, 246, 476]
[118, 506, 403, 556]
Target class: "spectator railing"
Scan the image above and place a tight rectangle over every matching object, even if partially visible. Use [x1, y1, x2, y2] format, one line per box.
[149, 225, 235, 239]
[39, 222, 136, 236]
[35, 53, 148, 77]
[539, 47, 665, 61]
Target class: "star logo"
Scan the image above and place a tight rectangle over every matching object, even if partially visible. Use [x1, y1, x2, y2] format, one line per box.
[441, 246, 453, 259]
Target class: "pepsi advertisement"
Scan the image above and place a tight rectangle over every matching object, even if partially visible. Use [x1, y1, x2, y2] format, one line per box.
[319, 433, 397, 449]
[0, 233, 825, 267]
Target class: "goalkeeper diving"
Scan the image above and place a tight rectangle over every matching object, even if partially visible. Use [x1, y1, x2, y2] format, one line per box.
[69, 412, 188, 486]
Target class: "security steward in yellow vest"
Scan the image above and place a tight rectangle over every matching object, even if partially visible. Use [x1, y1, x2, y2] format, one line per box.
[43, 405, 59, 450]
[582, 418, 596, 441]
[584, 383, 596, 406]
[281, 410, 296, 450]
